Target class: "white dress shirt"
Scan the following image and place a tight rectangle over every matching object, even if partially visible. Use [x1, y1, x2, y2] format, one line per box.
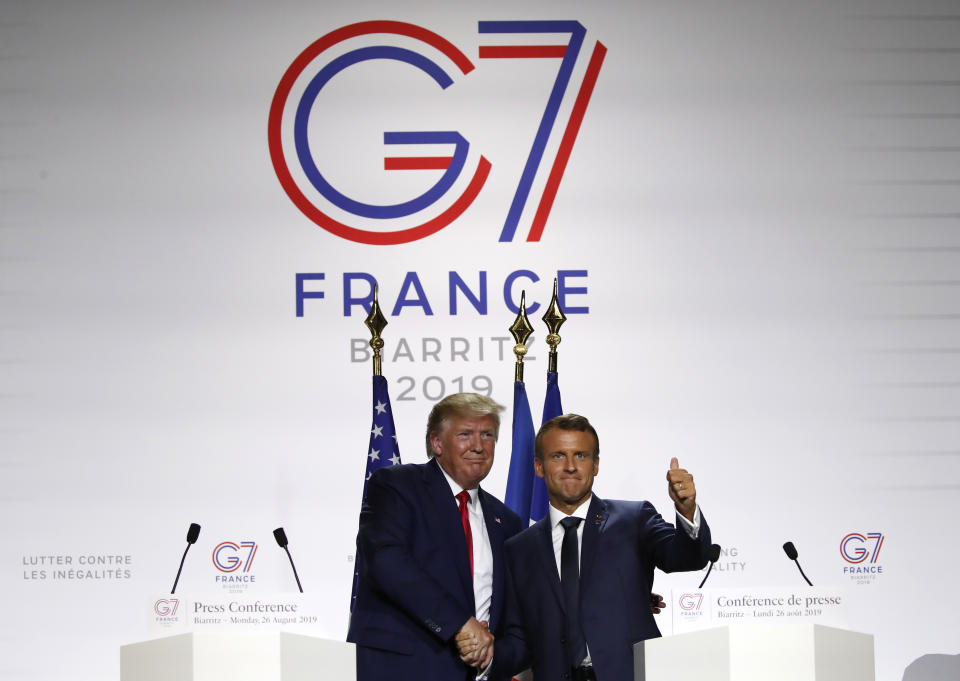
[439, 466, 494, 624]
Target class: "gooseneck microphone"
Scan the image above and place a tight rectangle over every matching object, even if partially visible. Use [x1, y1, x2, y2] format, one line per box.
[274, 527, 304, 593]
[170, 522, 201, 594]
[782, 541, 813, 586]
[698, 544, 722, 589]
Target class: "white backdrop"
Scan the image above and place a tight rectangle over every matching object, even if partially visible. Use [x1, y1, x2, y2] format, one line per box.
[3, 0, 959, 679]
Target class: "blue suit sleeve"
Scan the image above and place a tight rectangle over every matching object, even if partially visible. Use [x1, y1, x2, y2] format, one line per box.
[489, 544, 531, 679]
[357, 471, 473, 643]
[638, 502, 712, 573]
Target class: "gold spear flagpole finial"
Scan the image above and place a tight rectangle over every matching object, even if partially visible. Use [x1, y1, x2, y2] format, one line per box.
[509, 290, 534, 382]
[542, 277, 567, 373]
[364, 284, 388, 377]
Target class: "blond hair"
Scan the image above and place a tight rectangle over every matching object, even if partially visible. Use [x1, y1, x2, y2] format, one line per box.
[425, 393, 505, 457]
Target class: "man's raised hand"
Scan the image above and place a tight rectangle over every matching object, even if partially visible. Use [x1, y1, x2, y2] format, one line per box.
[666, 457, 696, 522]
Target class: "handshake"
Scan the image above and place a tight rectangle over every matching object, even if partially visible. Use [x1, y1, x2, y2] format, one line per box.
[455, 616, 495, 669]
[453, 593, 666, 670]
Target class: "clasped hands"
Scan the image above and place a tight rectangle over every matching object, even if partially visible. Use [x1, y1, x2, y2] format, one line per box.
[455, 616, 494, 669]
[455, 596, 667, 669]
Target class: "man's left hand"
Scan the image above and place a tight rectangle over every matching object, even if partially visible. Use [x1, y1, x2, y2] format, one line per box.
[666, 457, 696, 522]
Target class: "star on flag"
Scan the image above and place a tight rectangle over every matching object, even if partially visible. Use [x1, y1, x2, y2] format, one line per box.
[361, 376, 402, 501]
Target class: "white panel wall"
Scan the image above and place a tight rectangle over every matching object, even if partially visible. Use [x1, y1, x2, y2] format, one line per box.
[2, 1, 958, 679]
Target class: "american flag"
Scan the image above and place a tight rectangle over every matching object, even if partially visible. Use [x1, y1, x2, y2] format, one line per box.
[352, 374, 401, 611]
[362, 375, 401, 497]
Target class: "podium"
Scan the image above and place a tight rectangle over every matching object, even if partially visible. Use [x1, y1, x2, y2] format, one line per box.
[635, 623, 874, 681]
[120, 632, 356, 681]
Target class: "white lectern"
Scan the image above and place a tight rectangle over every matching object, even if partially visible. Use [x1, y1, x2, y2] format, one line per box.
[635, 623, 874, 681]
[120, 632, 356, 681]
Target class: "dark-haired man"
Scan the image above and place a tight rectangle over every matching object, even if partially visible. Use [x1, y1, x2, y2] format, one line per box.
[461, 413, 711, 681]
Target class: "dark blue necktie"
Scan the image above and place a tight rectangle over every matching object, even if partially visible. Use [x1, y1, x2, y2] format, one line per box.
[560, 516, 587, 668]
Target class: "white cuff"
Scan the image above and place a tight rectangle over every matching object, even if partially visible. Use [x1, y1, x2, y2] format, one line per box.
[676, 505, 701, 539]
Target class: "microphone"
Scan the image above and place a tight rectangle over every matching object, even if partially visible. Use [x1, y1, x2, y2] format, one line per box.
[274, 527, 304, 593]
[697, 544, 722, 589]
[170, 522, 201, 594]
[782, 541, 813, 586]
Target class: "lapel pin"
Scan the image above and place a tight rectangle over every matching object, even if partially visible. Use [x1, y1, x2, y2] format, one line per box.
[495, 516, 502, 524]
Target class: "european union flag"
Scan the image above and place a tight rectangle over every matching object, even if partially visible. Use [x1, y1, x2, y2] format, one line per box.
[530, 370, 563, 522]
[504, 380, 536, 524]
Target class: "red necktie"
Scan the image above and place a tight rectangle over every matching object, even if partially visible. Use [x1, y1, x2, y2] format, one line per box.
[456, 490, 474, 576]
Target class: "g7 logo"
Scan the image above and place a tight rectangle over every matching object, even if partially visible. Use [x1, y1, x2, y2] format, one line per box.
[679, 593, 703, 611]
[268, 20, 606, 245]
[154, 598, 180, 617]
[840, 533, 884, 564]
[212, 541, 258, 573]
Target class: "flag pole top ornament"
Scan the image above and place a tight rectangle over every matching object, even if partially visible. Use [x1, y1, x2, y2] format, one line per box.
[364, 284, 388, 377]
[509, 290, 534, 382]
[542, 277, 567, 373]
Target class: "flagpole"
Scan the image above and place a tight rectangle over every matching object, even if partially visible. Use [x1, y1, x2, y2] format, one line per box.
[510, 290, 534, 381]
[353, 284, 400, 613]
[542, 277, 567, 373]
[365, 284, 388, 377]
[504, 291, 537, 523]
[529, 278, 567, 522]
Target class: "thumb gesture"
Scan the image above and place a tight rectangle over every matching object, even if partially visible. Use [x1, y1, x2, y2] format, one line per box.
[666, 457, 696, 522]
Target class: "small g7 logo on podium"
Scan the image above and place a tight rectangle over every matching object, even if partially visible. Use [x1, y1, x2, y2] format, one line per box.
[840, 533, 884, 564]
[679, 593, 703, 611]
[154, 598, 180, 617]
[212, 541, 258, 573]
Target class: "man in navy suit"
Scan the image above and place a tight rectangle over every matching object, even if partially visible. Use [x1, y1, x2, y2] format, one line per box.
[347, 393, 523, 681]
[462, 413, 711, 681]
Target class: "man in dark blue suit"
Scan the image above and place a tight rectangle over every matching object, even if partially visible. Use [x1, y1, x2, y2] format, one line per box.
[464, 413, 711, 681]
[347, 393, 523, 681]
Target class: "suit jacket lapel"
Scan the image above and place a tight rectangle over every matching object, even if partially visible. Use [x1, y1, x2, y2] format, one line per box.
[579, 495, 607, 591]
[479, 490, 504, 627]
[424, 459, 474, 608]
[535, 516, 565, 611]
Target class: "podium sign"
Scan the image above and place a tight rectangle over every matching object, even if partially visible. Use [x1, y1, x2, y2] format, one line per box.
[670, 587, 849, 634]
[147, 593, 327, 635]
